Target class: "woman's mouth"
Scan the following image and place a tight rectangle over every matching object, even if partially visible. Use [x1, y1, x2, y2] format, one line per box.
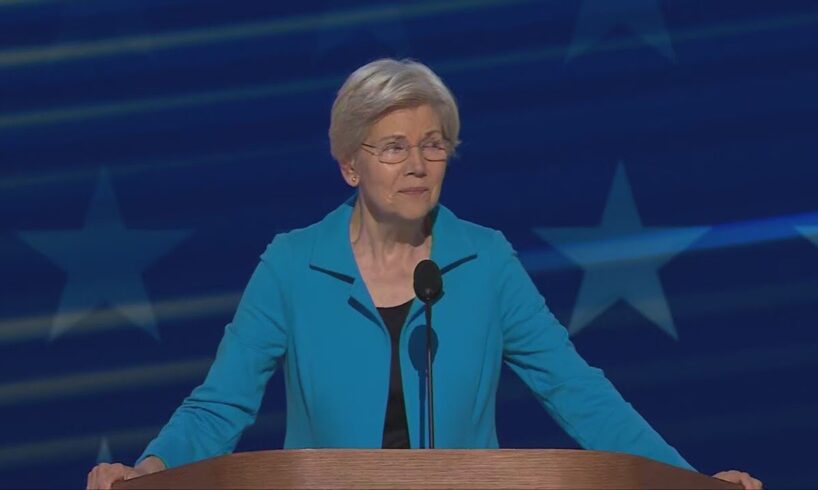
[399, 187, 428, 195]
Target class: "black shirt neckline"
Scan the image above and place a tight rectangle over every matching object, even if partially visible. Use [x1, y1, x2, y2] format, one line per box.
[377, 298, 413, 448]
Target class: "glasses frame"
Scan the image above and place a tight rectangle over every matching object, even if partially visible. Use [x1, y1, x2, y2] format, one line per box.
[360, 138, 450, 165]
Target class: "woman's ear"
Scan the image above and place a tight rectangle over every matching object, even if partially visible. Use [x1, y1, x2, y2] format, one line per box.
[339, 158, 359, 187]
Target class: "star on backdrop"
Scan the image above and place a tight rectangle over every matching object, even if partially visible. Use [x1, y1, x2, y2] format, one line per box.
[565, 0, 675, 61]
[796, 226, 818, 247]
[532, 163, 709, 339]
[310, 7, 409, 65]
[96, 438, 112, 464]
[18, 168, 191, 341]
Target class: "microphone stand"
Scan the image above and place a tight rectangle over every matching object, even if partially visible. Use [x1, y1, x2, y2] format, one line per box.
[413, 258, 441, 450]
[425, 303, 435, 449]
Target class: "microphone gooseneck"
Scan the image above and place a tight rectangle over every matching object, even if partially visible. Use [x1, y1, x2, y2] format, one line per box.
[413, 259, 442, 449]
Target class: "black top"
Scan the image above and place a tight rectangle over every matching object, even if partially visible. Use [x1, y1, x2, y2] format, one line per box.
[377, 299, 413, 448]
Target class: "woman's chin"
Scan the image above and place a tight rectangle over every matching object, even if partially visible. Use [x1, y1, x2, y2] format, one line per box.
[394, 202, 436, 223]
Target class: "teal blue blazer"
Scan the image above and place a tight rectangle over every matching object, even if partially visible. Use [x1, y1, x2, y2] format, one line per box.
[138, 197, 695, 472]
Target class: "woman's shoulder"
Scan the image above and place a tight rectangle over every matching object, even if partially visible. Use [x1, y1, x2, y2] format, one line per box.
[258, 202, 350, 263]
[438, 204, 514, 255]
[259, 220, 322, 263]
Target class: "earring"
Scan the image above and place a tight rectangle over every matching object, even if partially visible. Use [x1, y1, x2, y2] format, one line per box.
[351, 175, 358, 182]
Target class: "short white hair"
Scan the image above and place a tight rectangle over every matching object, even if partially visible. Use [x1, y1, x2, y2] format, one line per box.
[329, 58, 461, 163]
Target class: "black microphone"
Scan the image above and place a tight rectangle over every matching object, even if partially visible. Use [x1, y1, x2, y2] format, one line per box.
[414, 260, 442, 302]
[413, 259, 442, 449]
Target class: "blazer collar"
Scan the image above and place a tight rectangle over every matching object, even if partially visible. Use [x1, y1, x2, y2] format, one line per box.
[309, 194, 478, 282]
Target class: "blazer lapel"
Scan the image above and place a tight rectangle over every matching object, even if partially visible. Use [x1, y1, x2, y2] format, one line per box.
[309, 195, 479, 329]
[406, 205, 478, 324]
[309, 195, 383, 329]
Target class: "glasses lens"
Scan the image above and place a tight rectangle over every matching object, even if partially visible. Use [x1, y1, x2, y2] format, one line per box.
[380, 148, 407, 164]
[371, 141, 449, 164]
[421, 146, 447, 161]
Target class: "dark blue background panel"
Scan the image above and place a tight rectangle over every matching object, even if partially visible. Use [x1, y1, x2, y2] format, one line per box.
[1, 1, 817, 488]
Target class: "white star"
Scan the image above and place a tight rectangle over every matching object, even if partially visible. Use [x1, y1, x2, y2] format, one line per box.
[532, 162, 708, 339]
[18, 168, 191, 341]
[566, 0, 675, 61]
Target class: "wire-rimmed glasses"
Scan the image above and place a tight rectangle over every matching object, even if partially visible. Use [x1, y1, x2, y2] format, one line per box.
[360, 137, 450, 164]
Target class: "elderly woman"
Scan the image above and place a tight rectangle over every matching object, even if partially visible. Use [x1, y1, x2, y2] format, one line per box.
[87, 59, 762, 490]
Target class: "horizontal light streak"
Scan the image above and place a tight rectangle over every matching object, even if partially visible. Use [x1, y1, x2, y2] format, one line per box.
[521, 211, 818, 274]
[502, 341, 818, 401]
[0, 410, 285, 469]
[525, 229, 710, 270]
[0, 358, 213, 407]
[1, 10, 817, 130]
[609, 341, 818, 389]
[0, 0, 530, 68]
[0, 291, 241, 345]
[668, 403, 818, 443]
[508, 402, 818, 456]
[0, 0, 53, 6]
[0, 76, 338, 129]
[0, 426, 158, 470]
[0, 145, 310, 190]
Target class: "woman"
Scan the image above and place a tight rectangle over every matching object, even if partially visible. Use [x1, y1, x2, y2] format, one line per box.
[87, 59, 762, 490]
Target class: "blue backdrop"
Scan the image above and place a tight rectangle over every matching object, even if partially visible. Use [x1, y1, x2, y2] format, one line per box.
[2, 1, 817, 488]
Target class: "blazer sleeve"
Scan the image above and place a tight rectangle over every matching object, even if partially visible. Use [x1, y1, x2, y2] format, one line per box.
[493, 231, 696, 472]
[135, 235, 291, 469]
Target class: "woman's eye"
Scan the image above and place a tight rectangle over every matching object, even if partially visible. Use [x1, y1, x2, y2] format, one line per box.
[383, 143, 404, 153]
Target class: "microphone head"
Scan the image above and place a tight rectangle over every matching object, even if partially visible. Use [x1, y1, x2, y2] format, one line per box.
[413, 259, 442, 303]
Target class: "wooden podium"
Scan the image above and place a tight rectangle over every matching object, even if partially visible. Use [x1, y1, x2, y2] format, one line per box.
[112, 449, 740, 489]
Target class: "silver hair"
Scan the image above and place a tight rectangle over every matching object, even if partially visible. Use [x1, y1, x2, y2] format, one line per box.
[329, 58, 461, 163]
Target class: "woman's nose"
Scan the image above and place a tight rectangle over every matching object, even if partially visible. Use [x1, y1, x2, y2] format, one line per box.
[404, 146, 428, 176]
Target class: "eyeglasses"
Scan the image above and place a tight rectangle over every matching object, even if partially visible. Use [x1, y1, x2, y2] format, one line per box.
[360, 137, 450, 164]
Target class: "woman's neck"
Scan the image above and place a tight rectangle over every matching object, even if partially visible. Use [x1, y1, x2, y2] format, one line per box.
[349, 198, 431, 270]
